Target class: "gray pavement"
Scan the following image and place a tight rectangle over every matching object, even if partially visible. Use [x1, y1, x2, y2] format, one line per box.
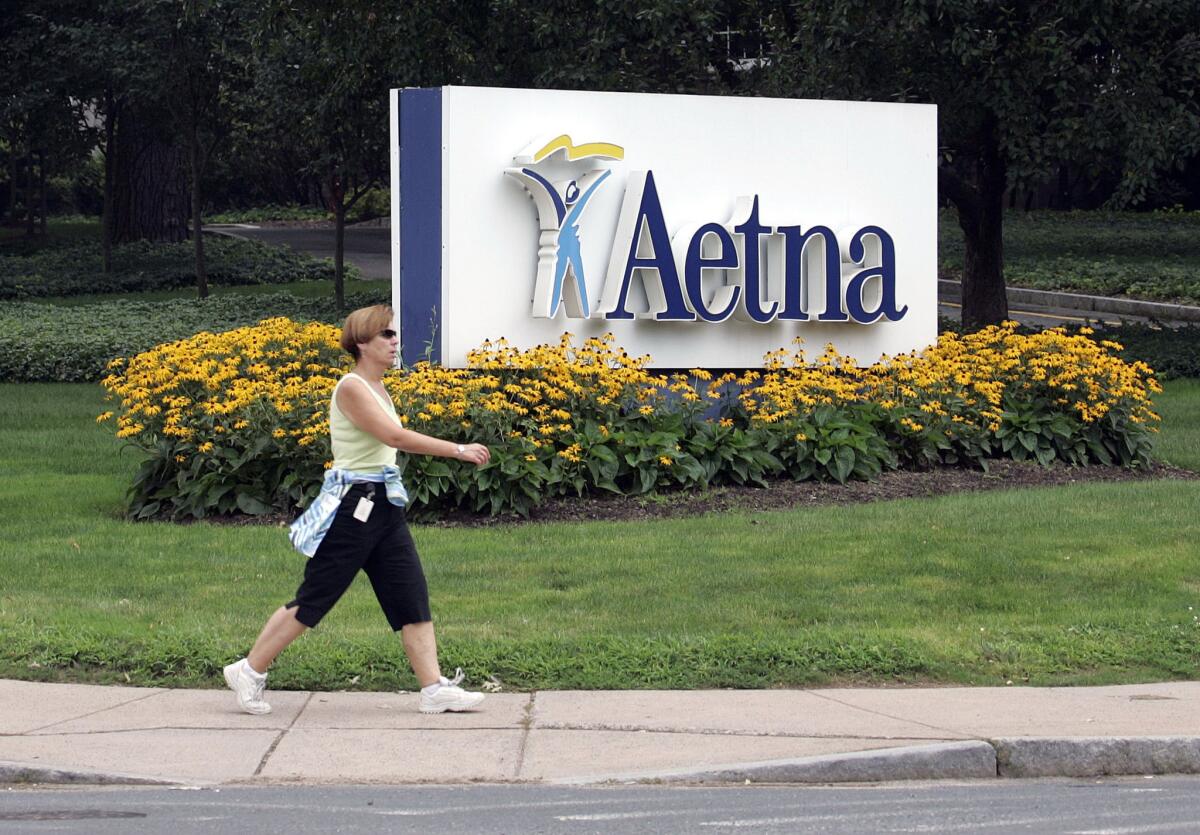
[205, 224, 392, 280]
[937, 278, 1200, 328]
[2, 678, 1198, 787]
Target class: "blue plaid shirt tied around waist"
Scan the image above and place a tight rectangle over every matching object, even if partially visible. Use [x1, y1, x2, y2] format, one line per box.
[288, 466, 409, 557]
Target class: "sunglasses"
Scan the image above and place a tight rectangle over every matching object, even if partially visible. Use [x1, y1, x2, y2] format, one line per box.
[378, 329, 398, 339]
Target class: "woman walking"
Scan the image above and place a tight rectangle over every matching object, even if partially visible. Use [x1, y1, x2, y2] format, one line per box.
[224, 305, 489, 715]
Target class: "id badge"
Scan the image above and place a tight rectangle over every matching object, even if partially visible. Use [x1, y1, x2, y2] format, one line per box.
[353, 496, 374, 522]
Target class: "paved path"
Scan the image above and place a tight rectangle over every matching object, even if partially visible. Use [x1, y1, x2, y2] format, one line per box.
[206, 224, 392, 280]
[2, 679, 1198, 786]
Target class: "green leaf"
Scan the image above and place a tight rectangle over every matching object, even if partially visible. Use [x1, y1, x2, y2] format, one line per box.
[235, 492, 271, 515]
[832, 446, 855, 483]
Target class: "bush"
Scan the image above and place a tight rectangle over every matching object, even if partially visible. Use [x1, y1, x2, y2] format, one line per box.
[205, 205, 329, 224]
[0, 235, 357, 300]
[99, 322, 1162, 521]
[1093, 321, 1200, 381]
[0, 289, 387, 383]
[345, 188, 389, 224]
[101, 318, 347, 519]
[942, 319, 1200, 382]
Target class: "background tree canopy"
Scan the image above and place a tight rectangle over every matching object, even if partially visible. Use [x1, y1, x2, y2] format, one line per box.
[3, 0, 1198, 324]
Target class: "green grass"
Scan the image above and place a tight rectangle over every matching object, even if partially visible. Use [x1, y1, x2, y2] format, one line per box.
[1, 382, 1197, 691]
[1154, 378, 1200, 471]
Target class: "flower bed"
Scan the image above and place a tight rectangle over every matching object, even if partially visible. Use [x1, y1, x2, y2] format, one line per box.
[100, 320, 1161, 520]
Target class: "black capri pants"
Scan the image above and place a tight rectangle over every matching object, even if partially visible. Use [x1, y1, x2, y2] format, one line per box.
[286, 482, 431, 630]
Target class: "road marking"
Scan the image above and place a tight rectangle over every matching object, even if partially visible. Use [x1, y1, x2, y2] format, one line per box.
[940, 301, 1124, 325]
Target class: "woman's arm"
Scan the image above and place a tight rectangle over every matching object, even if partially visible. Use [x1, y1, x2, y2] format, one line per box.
[336, 380, 491, 466]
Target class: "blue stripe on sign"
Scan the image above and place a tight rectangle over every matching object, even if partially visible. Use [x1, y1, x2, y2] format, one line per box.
[398, 88, 442, 366]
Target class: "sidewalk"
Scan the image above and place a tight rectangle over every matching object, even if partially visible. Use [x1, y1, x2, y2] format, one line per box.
[2, 679, 1197, 787]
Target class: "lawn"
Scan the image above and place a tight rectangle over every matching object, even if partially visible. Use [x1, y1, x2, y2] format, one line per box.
[1, 382, 1196, 692]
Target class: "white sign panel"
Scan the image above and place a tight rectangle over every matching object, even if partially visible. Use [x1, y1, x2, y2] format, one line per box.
[391, 86, 937, 368]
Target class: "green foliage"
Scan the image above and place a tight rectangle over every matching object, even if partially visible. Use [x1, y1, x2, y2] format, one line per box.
[205, 204, 329, 224]
[1107, 323, 1200, 381]
[0, 235, 354, 301]
[0, 289, 385, 383]
[345, 188, 389, 224]
[940, 210, 1200, 305]
[761, 404, 897, 484]
[995, 395, 1155, 469]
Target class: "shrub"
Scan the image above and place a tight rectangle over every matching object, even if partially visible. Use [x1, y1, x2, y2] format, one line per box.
[101, 318, 349, 519]
[345, 188, 389, 224]
[100, 321, 1162, 521]
[0, 235, 356, 300]
[205, 205, 329, 224]
[942, 318, 1200, 382]
[0, 289, 387, 383]
[1094, 321, 1200, 381]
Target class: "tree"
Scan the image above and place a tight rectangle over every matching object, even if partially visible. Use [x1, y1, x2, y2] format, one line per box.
[758, 0, 1200, 329]
[252, 1, 399, 313]
[484, 0, 759, 94]
[152, 0, 250, 297]
[0, 0, 95, 236]
[51, 0, 191, 259]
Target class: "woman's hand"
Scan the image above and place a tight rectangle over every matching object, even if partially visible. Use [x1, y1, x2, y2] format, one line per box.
[457, 443, 491, 467]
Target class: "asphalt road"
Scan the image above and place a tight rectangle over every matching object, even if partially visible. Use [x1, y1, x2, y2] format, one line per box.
[4, 779, 1200, 834]
[207, 225, 392, 280]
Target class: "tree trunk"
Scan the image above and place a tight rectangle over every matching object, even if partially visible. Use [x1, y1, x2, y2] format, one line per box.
[38, 149, 47, 236]
[25, 152, 35, 237]
[324, 172, 347, 315]
[111, 111, 189, 244]
[334, 201, 346, 315]
[4, 153, 15, 224]
[945, 124, 1009, 331]
[958, 197, 1008, 331]
[102, 92, 117, 274]
[189, 124, 208, 299]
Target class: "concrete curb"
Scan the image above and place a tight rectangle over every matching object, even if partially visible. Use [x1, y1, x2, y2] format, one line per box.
[0, 761, 180, 787]
[7, 738, 1200, 787]
[994, 736, 1200, 779]
[565, 742, 999, 786]
[938, 279, 1200, 323]
[566, 737, 1200, 786]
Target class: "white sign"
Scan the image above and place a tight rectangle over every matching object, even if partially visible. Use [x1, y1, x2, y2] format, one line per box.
[391, 86, 937, 368]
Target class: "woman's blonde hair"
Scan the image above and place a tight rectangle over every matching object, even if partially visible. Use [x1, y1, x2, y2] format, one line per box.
[340, 305, 395, 359]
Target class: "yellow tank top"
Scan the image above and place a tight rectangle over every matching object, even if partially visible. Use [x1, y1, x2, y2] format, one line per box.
[329, 373, 402, 473]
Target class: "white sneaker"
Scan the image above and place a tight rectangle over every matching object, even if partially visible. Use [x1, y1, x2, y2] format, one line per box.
[223, 658, 271, 715]
[419, 668, 485, 714]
